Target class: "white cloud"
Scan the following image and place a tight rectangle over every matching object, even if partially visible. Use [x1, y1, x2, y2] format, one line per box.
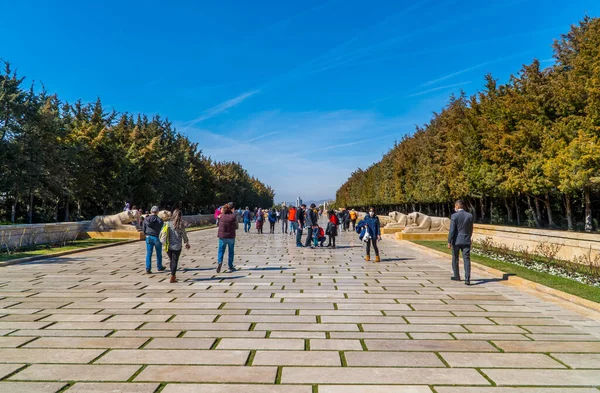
[181, 90, 260, 131]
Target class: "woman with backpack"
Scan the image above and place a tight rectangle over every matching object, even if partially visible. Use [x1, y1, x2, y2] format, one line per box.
[268, 208, 277, 233]
[256, 208, 264, 234]
[164, 209, 190, 283]
[326, 210, 339, 248]
[363, 207, 381, 262]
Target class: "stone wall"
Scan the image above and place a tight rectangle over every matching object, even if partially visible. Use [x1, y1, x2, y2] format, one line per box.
[0, 214, 215, 250]
[473, 224, 600, 262]
[0, 221, 91, 250]
[183, 214, 215, 226]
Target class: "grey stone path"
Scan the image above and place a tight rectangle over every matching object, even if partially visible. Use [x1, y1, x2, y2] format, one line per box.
[1, 222, 600, 393]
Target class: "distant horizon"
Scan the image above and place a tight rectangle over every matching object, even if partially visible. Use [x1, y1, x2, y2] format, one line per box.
[2, 1, 599, 202]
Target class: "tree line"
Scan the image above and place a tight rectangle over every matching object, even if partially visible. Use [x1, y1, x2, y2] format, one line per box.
[336, 17, 600, 232]
[0, 65, 274, 224]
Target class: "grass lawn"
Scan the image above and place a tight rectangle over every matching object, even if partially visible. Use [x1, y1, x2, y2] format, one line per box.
[0, 239, 124, 262]
[412, 240, 600, 304]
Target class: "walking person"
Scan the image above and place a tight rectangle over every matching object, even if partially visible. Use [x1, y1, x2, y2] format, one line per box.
[342, 207, 351, 231]
[217, 203, 238, 273]
[288, 205, 297, 236]
[350, 208, 358, 230]
[280, 203, 289, 233]
[242, 206, 252, 233]
[268, 208, 277, 233]
[304, 203, 318, 248]
[337, 210, 344, 232]
[214, 206, 222, 226]
[165, 209, 190, 283]
[448, 200, 474, 285]
[143, 206, 165, 274]
[364, 207, 381, 262]
[256, 208, 264, 234]
[326, 210, 339, 248]
[296, 204, 305, 247]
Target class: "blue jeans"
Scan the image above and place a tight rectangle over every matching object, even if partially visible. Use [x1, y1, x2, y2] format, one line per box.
[145, 235, 163, 270]
[218, 238, 235, 269]
[290, 221, 298, 235]
[244, 219, 251, 233]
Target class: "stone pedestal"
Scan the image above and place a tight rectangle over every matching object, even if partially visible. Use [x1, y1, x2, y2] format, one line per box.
[82, 231, 145, 240]
[395, 232, 448, 241]
[381, 227, 405, 235]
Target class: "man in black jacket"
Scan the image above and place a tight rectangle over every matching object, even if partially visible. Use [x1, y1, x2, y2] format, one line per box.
[342, 208, 350, 231]
[296, 204, 305, 247]
[280, 203, 289, 234]
[143, 206, 165, 274]
[448, 200, 474, 285]
[304, 203, 318, 248]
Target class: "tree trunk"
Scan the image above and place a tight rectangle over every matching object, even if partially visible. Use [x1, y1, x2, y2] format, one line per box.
[544, 192, 555, 228]
[11, 194, 17, 223]
[28, 190, 33, 224]
[534, 197, 543, 226]
[527, 195, 541, 228]
[584, 187, 592, 232]
[77, 200, 81, 219]
[468, 200, 477, 222]
[490, 199, 494, 223]
[480, 197, 486, 223]
[505, 197, 513, 224]
[64, 200, 70, 222]
[564, 193, 573, 231]
[54, 199, 59, 222]
[515, 196, 521, 226]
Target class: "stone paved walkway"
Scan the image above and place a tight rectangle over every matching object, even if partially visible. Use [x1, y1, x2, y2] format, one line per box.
[1, 223, 600, 393]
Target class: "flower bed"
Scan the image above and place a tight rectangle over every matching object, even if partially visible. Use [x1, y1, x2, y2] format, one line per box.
[474, 237, 600, 288]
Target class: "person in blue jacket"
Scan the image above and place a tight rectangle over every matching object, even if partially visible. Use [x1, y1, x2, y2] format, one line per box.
[268, 208, 277, 234]
[364, 207, 382, 262]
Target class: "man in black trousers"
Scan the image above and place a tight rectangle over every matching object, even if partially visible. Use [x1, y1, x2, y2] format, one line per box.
[448, 200, 474, 285]
[296, 204, 305, 247]
[304, 203, 318, 248]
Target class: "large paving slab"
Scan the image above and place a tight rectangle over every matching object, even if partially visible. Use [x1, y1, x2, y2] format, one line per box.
[0, 223, 599, 392]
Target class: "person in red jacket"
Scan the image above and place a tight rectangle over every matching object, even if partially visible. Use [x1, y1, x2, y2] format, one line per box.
[217, 204, 238, 273]
[326, 210, 339, 248]
[288, 206, 298, 236]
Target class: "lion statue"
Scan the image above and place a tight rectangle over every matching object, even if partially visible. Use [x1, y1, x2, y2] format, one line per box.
[89, 210, 141, 232]
[385, 211, 408, 228]
[158, 210, 172, 221]
[402, 212, 451, 233]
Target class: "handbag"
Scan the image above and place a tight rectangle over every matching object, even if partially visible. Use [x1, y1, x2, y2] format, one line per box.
[159, 223, 169, 251]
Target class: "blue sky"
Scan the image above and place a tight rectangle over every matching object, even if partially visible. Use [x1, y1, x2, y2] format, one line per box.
[2, 0, 599, 203]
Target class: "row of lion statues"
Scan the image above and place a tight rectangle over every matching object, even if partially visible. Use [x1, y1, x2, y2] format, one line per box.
[89, 210, 172, 232]
[386, 211, 450, 233]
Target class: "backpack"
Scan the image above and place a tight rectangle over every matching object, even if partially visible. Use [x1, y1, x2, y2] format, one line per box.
[159, 223, 169, 251]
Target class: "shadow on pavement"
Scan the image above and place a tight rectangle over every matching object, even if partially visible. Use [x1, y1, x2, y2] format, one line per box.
[470, 273, 516, 286]
[244, 267, 295, 271]
[182, 268, 215, 272]
[188, 275, 246, 281]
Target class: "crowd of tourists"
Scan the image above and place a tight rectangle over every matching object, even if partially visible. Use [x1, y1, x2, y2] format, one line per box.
[137, 199, 473, 286]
